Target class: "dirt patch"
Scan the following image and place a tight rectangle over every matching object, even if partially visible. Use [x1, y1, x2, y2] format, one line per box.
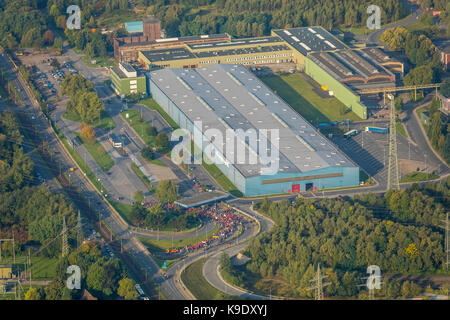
[399, 159, 424, 175]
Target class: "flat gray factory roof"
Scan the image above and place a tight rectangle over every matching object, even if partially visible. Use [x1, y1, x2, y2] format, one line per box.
[141, 47, 196, 62]
[121, 62, 136, 73]
[194, 44, 291, 58]
[358, 47, 401, 65]
[273, 26, 347, 55]
[149, 65, 355, 178]
[118, 33, 230, 47]
[111, 66, 143, 79]
[174, 191, 229, 208]
[308, 49, 394, 84]
[187, 36, 284, 50]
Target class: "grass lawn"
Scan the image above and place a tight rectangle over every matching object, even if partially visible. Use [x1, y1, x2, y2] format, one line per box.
[138, 98, 179, 129]
[130, 162, 155, 192]
[121, 109, 157, 146]
[400, 171, 439, 183]
[59, 134, 105, 192]
[190, 141, 243, 197]
[2, 256, 58, 280]
[81, 55, 115, 68]
[138, 224, 220, 251]
[75, 133, 114, 172]
[63, 111, 116, 131]
[152, 255, 179, 269]
[181, 258, 237, 300]
[110, 201, 133, 224]
[261, 73, 361, 124]
[396, 121, 407, 138]
[202, 161, 243, 197]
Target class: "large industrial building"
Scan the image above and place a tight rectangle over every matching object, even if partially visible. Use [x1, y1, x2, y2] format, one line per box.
[130, 26, 403, 119]
[149, 64, 359, 196]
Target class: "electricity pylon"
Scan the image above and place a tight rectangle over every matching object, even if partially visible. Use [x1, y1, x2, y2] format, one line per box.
[387, 96, 400, 190]
[62, 217, 69, 258]
[308, 264, 330, 300]
[77, 211, 83, 248]
[440, 212, 449, 271]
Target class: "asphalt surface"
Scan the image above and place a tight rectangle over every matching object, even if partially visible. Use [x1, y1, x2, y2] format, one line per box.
[0, 49, 191, 300]
[202, 204, 275, 300]
[361, 1, 423, 45]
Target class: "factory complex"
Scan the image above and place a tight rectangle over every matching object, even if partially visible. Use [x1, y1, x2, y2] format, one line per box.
[149, 64, 359, 196]
[113, 17, 403, 120]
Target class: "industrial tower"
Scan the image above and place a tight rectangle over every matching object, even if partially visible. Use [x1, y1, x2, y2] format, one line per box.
[61, 217, 69, 258]
[386, 96, 400, 190]
[308, 264, 330, 300]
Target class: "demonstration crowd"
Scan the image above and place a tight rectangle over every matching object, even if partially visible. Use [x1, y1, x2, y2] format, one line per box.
[185, 206, 241, 253]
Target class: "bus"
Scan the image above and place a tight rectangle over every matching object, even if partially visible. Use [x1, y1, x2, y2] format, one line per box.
[365, 126, 388, 134]
[344, 129, 358, 139]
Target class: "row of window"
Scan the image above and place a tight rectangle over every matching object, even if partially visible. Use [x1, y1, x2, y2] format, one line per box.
[225, 53, 292, 62]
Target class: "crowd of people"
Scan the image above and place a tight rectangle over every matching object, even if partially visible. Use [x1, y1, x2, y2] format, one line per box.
[141, 199, 176, 211]
[184, 206, 241, 253]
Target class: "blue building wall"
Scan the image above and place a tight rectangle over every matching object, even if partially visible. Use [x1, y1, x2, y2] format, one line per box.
[244, 166, 359, 196]
[149, 78, 359, 197]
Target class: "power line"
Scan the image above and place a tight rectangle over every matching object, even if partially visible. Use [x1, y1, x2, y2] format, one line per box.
[439, 212, 449, 271]
[61, 216, 69, 258]
[387, 96, 400, 191]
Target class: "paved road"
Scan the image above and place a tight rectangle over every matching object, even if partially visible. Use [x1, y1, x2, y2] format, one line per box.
[0, 50, 192, 300]
[201, 204, 275, 299]
[403, 94, 449, 175]
[362, 1, 423, 45]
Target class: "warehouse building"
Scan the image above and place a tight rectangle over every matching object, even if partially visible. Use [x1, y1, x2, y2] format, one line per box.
[133, 26, 403, 119]
[110, 62, 147, 96]
[148, 64, 359, 196]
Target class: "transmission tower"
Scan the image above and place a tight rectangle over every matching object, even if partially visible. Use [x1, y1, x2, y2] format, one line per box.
[77, 211, 83, 248]
[440, 212, 449, 271]
[308, 264, 330, 300]
[386, 96, 400, 190]
[61, 217, 69, 258]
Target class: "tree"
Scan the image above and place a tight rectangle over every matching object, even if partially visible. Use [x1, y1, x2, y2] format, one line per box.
[80, 123, 96, 144]
[404, 65, 433, 86]
[394, 96, 403, 112]
[146, 125, 157, 137]
[401, 281, 411, 298]
[155, 180, 178, 204]
[44, 30, 55, 45]
[440, 80, 450, 98]
[118, 278, 139, 300]
[141, 146, 154, 161]
[87, 262, 107, 294]
[25, 287, 43, 300]
[155, 132, 169, 151]
[129, 203, 146, 226]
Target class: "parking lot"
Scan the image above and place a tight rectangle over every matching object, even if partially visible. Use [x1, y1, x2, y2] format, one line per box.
[333, 124, 431, 186]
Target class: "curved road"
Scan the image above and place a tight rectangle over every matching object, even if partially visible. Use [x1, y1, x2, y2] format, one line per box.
[202, 205, 275, 299]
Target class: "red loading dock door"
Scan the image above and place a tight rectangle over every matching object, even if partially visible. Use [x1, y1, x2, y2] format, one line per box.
[292, 184, 300, 193]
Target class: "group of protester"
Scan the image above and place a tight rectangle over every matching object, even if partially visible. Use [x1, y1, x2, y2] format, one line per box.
[185, 206, 241, 253]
